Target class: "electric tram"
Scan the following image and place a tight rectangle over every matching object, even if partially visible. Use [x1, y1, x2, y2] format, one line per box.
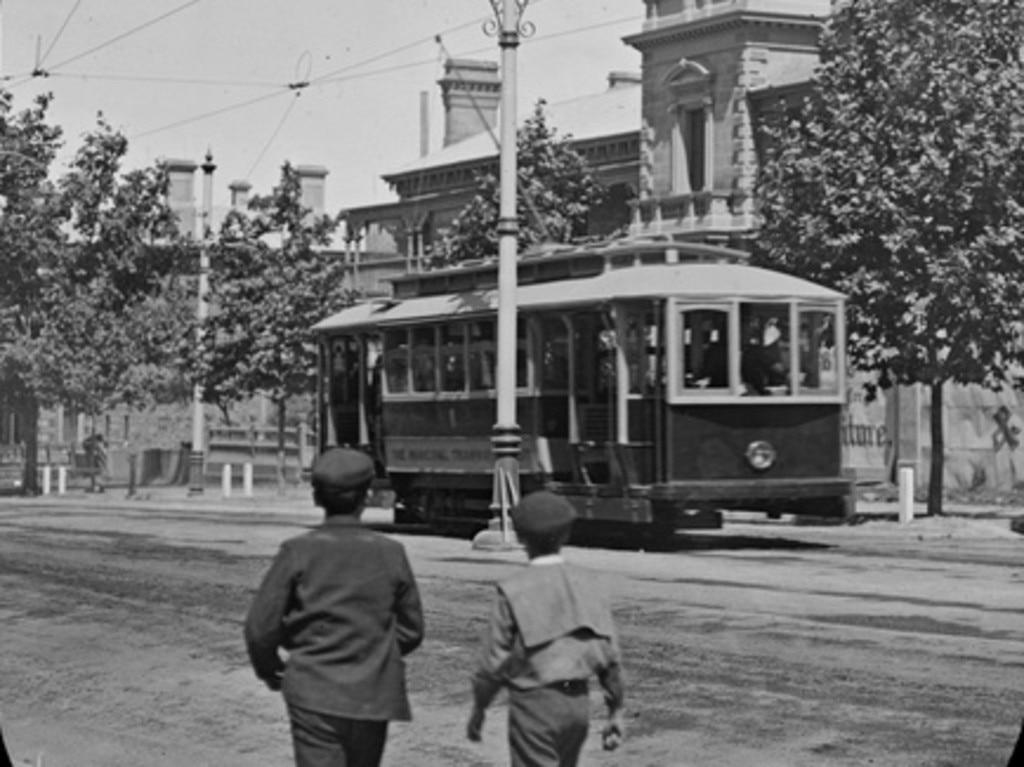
[313, 237, 854, 536]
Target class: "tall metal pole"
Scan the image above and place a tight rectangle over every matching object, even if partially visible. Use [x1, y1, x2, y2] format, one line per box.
[481, 1, 531, 545]
[188, 150, 216, 495]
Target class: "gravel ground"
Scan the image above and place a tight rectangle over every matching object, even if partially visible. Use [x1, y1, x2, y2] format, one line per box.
[0, 493, 1022, 766]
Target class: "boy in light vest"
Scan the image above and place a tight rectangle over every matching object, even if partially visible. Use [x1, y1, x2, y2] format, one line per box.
[467, 490, 625, 766]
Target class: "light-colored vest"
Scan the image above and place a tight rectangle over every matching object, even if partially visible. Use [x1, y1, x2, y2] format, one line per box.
[500, 563, 616, 649]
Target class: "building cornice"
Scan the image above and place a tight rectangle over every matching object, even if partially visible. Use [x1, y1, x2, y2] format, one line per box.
[623, 11, 826, 51]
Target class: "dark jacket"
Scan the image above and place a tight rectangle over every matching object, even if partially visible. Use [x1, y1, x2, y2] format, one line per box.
[244, 515, 424, 721]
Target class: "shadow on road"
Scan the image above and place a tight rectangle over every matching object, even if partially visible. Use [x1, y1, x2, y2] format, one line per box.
[365, 522, 835, 554]
[569, 529, 834, 554]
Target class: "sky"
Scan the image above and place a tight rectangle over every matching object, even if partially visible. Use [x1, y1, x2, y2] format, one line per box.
[1, 0, 643, 214]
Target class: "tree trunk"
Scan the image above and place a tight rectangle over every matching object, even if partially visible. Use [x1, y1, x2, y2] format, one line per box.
[276, 398, 287, 495]
[927, 381, 944, 516]
[20, 396, 40, 496]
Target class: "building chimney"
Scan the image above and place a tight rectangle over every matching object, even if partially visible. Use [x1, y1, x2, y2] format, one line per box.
[165, 158, 197, 237]
[295, 165, 328, 215]
[607, 71, 642, 90]
[438, 59, 500, 147]
[229, 179, 252, 210]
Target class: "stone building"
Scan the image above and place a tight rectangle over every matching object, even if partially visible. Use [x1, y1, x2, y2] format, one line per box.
[337, 1, 833, 296]
[339, 59, 644, 296]
[624, 0, 829, 245]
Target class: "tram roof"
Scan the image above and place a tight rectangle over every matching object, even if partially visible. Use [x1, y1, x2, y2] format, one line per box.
[313, 262, 844, 333]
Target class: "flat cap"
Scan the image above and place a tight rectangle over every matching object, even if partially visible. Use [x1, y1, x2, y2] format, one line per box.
[512, 490, 577, 537]
[311, 447, 375, 491]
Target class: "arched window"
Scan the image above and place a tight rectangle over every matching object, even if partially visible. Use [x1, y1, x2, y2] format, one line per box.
[663, 59, 714, 195]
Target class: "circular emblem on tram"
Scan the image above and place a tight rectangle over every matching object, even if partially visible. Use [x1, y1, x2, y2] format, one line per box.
[745, 440, 777, 471]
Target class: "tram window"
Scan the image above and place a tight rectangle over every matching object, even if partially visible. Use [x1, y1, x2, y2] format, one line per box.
[469, 320, 495, 391]
[623, 308, 659, 395]
[681, 308, 729, 390]
[440, 324, 467, 392]
[538, 317, 569, 391]
[597, 328, 616, 398]
[412, 327, 437, 393]
[574, 313, 615, 401]
[383, 329, 410, 394]
[330, 336, 360, 404]
[798, 308, 838, 393]
[740, 303, 791, 395]
[463, 319, 528, 390]
[517, 319, 529, 389]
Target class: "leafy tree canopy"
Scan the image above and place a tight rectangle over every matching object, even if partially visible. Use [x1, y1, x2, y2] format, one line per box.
[755, 0, 1024, 391]
[34, 116, 196, 415]
[433, 100, 605, 266]
[0, 92, 67, 408]
[201, 162, 352, 422]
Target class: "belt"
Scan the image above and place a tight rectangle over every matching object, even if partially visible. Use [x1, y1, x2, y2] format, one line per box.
[550, 679, 588, 695]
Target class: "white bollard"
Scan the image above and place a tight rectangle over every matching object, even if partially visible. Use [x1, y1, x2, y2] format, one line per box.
[57, 466, 67, 495]
[898, 461, 915, 524]
[222, 463, 232, 498]
[243, 462, 254, 498]
[42, 465, 52, 495]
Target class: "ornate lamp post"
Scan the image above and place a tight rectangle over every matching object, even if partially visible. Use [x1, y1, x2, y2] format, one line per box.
[188, 150, 216, 495]
[475, 0, 533, 547]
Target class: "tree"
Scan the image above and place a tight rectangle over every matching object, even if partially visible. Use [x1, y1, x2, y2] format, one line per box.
[0, 93, 67, 493]
[0, 100, 193, 493]
[432, 100, 605, 266]
[754, 0, 1024, 515]
[32, 118, 196, 490]
[38, 120, 196, 410]
[202, 162, 352, 490]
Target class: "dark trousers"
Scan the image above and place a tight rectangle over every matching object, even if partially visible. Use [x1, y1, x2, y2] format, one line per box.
[1009, 718, 1024, 767]
[0, 728, 11, 767]
[287, 704, 388, 767]
[508, 681, 590, 767]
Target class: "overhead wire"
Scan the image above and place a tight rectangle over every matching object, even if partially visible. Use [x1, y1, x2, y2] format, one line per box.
[7, 0, 206, 88]
[37, 11, 635, 94]
[43, 71, 284, 89]
[132, 89, 290, 139]
[127, 18, 486, 142]
[14, 5, 638, 186]
[304, 17, 484, 89]
[244, 93, 300, 182]
[43, 0, 204, 73]
[243, 52, 312, 182]
[36, 0, 84, 70]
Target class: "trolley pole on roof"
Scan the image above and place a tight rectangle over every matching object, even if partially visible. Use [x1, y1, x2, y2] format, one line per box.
[188, 150, 216, 495]
[473, 0, 532, 549]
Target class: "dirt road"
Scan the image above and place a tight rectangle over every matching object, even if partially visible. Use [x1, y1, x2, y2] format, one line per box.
[0, 497, 1022, 766]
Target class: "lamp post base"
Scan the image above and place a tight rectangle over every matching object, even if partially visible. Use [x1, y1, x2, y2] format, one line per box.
[187, 450, 205, 496]
[472, 517, 522, 551]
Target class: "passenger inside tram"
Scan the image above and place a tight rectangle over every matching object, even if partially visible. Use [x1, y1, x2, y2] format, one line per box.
[741, 311, 789, 395]
[683, 310, 729, 389]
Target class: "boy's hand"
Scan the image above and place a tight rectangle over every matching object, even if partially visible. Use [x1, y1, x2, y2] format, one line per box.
[262, 670, 284, 692]
[601, 712, 624, 751]
[466, 706, 486, 742]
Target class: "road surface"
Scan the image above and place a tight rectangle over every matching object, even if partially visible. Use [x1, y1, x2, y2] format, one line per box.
[0, 496, 1021, 766]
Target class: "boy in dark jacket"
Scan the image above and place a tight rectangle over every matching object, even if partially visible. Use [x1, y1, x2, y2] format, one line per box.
[245, 447, 424, 767]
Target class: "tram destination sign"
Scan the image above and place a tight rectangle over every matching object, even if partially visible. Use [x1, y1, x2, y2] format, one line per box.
[386, 436, 539, 473]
